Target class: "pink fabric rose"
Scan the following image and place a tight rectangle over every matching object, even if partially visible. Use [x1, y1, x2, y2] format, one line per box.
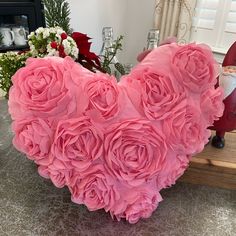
[51, 116, 103, 172]
[69, 165, 120, 211]
[200, 87, 225, 125]
[157, 153, 190, 189]
[109, 183, 163, 224]
[38, 163, 77, 188]
[12, 118, 53, 166]
[104, 119, 167, 186]
[121, 68, 187, 120]
[124, 191, 162, 224]
[8, 57, 76, 120]
[164, 106, 208, 155]
[172, 43, 219, 92]
[82, 73, 122, 121]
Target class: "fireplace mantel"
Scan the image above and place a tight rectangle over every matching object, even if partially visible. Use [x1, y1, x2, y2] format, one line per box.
[0, 0, 45, 52]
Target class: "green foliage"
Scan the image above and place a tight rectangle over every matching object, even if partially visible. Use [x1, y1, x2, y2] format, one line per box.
[101, 35, 125, 76]
[115, 62, 125, 75]
[43, 0, 72, 34]
[0, 52, 31, 99]
[28, 32, 50, 56]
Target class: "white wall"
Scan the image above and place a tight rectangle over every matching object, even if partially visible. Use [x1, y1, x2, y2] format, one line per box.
[123, 0, 156, 65]
[68, 0, 128, 56]
[68, 0, 156, 65]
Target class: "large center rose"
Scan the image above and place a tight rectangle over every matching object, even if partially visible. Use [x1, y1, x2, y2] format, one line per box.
[121, 68, 186, 120]
[8, 57, 76, 120]
[51, 116, 103, 171]
[104, 119, 167, 186]
[172, 44, 218, 92]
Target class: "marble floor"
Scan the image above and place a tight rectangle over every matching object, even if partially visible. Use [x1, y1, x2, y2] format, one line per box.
[0, 99, 236, 236]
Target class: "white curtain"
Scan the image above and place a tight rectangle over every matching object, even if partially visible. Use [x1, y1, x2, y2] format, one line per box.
[154, 0, 197, 44]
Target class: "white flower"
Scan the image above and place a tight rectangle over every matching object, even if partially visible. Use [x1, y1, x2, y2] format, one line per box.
[42, 28, 50, 38]
[55, 33, 62, 41]
[48, 27, 56, 34]
[28, 32, 35, 39]
[30, 45, 36, 51]
[71, 47, 79, 59]
[36, 27, 44, 34]
[28, 40, 33, 46]
[62, 39, 71, 55]
[67, 36, 73, 41]
[47, 48, 57, 56]
[31, 49, 38, 57]
[46, 44, 52, 51]
[55, 27, 64, 35]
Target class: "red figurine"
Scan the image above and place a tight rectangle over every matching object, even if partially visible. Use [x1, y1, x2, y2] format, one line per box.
[211, 41, 236, 148]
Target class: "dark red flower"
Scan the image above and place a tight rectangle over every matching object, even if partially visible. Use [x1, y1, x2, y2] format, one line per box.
[61, 33, 68, 40]
[71, 32, 101, 67]
[58, 44, 66, 58]
[50, 41, 58, 49]
[71, 32, 91, 54]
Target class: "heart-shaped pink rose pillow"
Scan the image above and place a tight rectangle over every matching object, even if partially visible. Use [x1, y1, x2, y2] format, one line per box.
[8, 43, 224, 224]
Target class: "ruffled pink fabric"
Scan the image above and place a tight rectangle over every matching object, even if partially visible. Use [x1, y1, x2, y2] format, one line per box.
[8, 43, 224, 224]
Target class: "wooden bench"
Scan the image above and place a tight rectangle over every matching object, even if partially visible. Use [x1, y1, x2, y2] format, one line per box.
[180, 131, 236, 190]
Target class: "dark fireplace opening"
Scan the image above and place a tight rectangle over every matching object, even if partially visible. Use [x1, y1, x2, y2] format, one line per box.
[0, 0, 45, 52]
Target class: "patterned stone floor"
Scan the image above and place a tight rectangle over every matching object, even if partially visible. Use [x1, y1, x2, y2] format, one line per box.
[0, 99, 236, 236]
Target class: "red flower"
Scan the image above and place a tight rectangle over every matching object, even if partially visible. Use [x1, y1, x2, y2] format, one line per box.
[50, 41, 58, 49]
[61, 33, 68, 40]
[71, 32, 91, 54]
[58, 44, 66, 58]
[71, 32, 101, 67]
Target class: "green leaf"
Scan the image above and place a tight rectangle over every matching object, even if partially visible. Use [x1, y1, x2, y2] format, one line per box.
[101, 35, 124, 78]
[43, 0, 72, 34]
[115, 62, 125, 75]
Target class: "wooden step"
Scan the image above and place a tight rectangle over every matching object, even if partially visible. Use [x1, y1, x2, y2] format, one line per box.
[179, 131, 236, 190]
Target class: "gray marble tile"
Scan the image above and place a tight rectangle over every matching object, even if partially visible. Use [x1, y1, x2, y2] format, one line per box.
[0, 99, 235, 236]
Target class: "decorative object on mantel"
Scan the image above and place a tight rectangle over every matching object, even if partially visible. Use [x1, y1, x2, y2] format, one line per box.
[100, 27, 125, 79]
[210, 41, 236, 148]
[147, 29, 160, 50]
[8, 42, 224, 224]
[137, 36, 176, 62]
[0, 0, 45, 52]
[136, 29, 160, 63]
